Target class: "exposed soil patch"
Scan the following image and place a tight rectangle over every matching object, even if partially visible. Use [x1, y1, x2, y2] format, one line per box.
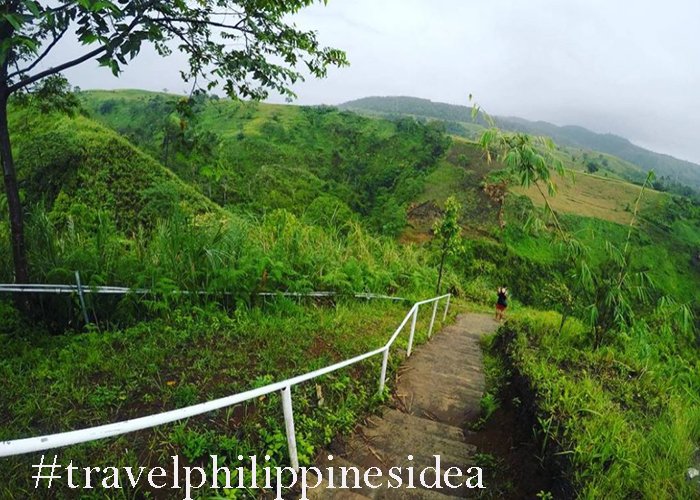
[465, 382, 559, 499]
[408, 200, 442, 220]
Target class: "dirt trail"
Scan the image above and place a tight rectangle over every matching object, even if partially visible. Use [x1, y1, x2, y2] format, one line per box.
[310, 313, 498, 499]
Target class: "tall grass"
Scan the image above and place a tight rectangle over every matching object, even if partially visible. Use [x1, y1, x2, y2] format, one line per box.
[499, 309, 700, 499]
[1, 203, 446, 329]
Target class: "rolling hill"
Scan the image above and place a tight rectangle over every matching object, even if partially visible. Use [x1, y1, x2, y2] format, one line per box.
[73, 90, 699, 302]
[340, 96, 700, 191]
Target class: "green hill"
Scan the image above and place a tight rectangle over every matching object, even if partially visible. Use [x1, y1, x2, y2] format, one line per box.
[75, 90, 700, 304]
[499, 116, 700, 191]
[1, 97, 448, 300]
[80, 89, 450, 237]
[10, 105, 219, 232]
[406, 138, 700, 302]
[341, 96, 700, 192]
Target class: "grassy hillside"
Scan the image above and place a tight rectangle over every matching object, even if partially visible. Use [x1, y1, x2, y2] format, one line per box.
[403, 137, 700, 303]
[2, 88, 698, 499]
[492, 309, 700, 498]
[1, 98, 456, 313]
[341, 96, 700, 192]
[10, 104, 219, 227]
[513, 170, 665, 225]
[80, 89, 450, 237]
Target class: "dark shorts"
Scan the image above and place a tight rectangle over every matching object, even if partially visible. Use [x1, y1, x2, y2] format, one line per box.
[496, 303, 507, 311]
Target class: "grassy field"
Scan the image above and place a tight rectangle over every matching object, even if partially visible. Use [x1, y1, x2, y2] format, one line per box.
[513, 169, 666, 225]
[408, 139, 663, 228]
[80, 89, 448, 238]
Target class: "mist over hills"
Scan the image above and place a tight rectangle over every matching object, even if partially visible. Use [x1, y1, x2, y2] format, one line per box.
[340, 96, 700, 191]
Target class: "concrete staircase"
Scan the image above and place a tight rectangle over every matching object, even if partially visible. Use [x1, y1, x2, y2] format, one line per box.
[309, 313, 497, 499]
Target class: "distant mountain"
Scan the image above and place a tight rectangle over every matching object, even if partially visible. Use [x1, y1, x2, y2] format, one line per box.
[340, 96, 700, 190]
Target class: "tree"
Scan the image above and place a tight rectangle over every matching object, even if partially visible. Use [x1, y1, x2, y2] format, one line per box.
[586, 161, 599, 174]
[483, 179, 508, 228]
[433, 196, 462, 295]
[0, 0, 348, 287]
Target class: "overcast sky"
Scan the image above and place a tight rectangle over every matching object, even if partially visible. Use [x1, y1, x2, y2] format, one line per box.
[53, 0, 700, 164]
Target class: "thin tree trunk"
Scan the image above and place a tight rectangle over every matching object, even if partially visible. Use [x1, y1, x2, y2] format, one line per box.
[558, 312, 567, 333]
[436, 245, 447, 295]
[0, 92, 29, 286]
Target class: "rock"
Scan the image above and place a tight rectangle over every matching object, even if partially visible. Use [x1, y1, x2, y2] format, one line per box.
[687, 467, 700, 492]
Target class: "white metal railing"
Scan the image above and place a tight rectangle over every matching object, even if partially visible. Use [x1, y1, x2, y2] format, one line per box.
[0, 273, 409, 324]
[0, 284, 408, 301]
[0, 294, 451, 469]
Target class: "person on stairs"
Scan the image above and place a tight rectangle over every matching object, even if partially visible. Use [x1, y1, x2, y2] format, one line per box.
[495, 286, 508, 322]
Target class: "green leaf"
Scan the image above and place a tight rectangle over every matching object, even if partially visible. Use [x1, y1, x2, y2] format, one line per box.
[3, 13, 25, 31]
[14, 35, 38, 54]
[23, 0, 41, 17]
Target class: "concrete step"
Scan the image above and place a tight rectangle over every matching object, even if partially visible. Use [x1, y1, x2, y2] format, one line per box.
[379, 409, 464, 441]
[360, 418, 476, 463]
[400, 361, 484, 379]
[397, 374, 485, 399]
[307, 313, 497, 500]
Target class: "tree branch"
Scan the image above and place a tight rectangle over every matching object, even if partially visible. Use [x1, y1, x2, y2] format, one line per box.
[7, 9, 149, 94]
[8, 43, 109, 94]
[7, 26, 69, 80]
[152, 16, 252, 34]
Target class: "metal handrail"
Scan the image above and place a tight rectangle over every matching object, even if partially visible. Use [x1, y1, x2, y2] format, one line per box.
[0, 284, 408, 301]
[0, 277, 410, 323]
[0, 293, 451, 469]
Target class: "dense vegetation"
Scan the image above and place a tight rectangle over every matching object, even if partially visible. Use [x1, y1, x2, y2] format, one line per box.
[492, 309, 700, 498]
[0, 93, 461, 495]
[80, 90, 450, 237]
[0, 88, 698, 498]
[0, 94, 458, 316]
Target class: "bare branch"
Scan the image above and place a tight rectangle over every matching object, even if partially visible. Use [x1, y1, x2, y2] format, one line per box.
[152, 16, 252, 34]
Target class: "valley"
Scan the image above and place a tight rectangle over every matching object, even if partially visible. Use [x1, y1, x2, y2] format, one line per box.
[0, 89, 698, 499]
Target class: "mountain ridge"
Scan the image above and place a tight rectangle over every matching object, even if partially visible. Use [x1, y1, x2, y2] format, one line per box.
[340, 96, 700, 190]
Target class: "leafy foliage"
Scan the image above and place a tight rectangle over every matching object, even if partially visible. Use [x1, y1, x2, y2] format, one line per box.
[2, 1, 347, 99]
[432, 195, 462, 294]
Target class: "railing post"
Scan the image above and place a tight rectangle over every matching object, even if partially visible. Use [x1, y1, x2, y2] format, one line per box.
[75, 271, 90, 325]
[442, 294, 451, 321]
[280, 386, 299, 471]
[428, 300, 439, 338]
[378, 347, 389, 393]
[406, 305, 418, 357]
